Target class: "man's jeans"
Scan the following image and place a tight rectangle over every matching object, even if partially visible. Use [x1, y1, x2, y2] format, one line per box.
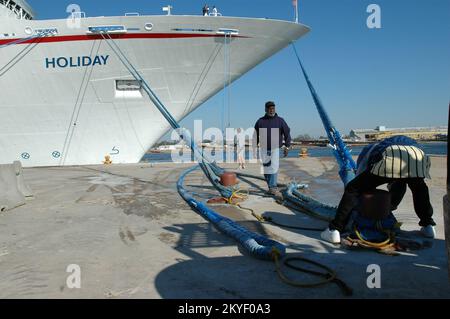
[264, 173, 278, 189]
[261, 149, 280, 189]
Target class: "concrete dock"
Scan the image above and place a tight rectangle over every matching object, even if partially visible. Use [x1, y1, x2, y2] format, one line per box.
[0, 156, 449, 299]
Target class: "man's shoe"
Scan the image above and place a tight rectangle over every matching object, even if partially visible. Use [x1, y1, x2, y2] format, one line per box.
[420, 225, 436, 239]
[321, 227, 341, 244]
[267, 188, 283, 201]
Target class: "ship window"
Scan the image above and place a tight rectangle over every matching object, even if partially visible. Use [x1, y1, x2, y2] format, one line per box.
[216, 28, 239, 35]
[87, 25, 127, 34]
[35, 28, 58, 36]
[115, 80, 143, 99]
[116, 80, 142, 91]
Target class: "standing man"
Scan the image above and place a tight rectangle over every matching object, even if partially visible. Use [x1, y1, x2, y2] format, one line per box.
[321, 135, 436, 244]
[254, 101, 292, 195]
[211, 6, 218, 17]
[202, 4, 209, 16]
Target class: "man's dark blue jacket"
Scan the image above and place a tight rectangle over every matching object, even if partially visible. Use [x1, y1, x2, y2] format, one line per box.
[254, 113, 292, 150]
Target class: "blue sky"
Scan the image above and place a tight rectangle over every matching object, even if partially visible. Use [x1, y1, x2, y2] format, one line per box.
[29, 0, 450, 138]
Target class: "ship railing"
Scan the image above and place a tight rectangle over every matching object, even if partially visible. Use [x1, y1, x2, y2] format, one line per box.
[0, 0, 33, 20]
[71, 11, 86, 19]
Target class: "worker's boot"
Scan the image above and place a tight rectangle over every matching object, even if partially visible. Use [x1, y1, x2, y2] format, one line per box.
[321, 227, 341, 244]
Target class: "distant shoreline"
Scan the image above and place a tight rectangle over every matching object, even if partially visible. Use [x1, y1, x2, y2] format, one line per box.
[142, 141, 446, 164]
[147, 140, 447, 154]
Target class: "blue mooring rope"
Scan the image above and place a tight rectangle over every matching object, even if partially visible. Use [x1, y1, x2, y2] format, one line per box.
[177, 166, 286, 260]
[291, 43, 356, 186]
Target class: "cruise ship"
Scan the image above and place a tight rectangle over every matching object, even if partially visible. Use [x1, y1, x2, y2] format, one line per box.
[0, 0, 310, 167]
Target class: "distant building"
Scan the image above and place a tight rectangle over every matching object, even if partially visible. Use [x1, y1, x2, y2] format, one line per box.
[349, 125, 448, 142]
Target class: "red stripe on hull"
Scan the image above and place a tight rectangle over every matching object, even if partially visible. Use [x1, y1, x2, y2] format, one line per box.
[0, 33, 246, 45]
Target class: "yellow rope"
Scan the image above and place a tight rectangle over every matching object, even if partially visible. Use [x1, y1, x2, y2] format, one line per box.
[353, 228, 395, 249]
[222, 188, 249, 204]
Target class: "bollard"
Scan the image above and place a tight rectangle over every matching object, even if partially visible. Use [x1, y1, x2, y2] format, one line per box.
[220, 172, 238, 187]
[299, 147, 308, 157]
[103, 155, 113, 165]
[358, 189, 391, 220]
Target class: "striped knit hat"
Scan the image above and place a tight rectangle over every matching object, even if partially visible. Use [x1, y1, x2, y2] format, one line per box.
[370, 145, 431, 179]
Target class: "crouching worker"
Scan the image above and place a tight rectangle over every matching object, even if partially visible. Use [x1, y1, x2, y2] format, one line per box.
[321, 135, 436, 244]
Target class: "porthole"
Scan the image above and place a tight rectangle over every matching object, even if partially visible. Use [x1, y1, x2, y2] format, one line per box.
[24, 27, 33, 35]
[144, 23, 153, 31]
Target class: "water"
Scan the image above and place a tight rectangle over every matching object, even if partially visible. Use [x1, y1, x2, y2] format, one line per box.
[141, 142, 447, 163]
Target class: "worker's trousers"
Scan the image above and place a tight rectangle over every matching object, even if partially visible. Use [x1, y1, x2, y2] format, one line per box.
[329, 171, 435, 232]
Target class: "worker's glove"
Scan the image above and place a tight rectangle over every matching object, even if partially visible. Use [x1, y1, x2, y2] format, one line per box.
[283, 147, 290, 158]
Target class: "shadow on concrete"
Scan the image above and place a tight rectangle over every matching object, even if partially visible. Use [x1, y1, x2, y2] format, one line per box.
[154, 219, 450, 298]
[156, 222, 344, 299]
[162, 220, 302, 260]
[262, 211, 329, 232]
[235, 176, 268, 195]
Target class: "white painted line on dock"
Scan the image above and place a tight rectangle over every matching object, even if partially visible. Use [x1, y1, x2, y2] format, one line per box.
[413, 263, 441, 270]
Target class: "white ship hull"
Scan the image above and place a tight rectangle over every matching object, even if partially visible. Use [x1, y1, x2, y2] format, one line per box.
[0, 9, 309, 166]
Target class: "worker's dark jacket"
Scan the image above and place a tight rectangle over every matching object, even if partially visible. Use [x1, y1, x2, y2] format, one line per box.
[254, 113, 292, 151]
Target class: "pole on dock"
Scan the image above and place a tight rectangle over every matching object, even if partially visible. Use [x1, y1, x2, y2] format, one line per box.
[445, 104, 450, 281]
